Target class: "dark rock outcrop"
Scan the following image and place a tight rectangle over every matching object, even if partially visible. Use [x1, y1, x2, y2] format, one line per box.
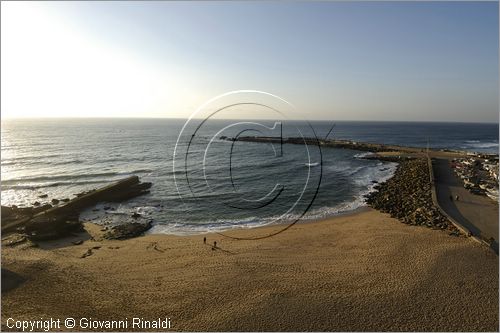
[2, 176, 153, 241]
[24, 212, 83, 241]
[1, 205, 52, 233]
[34, 204, 52, 214]
[103, 221, 152, 240]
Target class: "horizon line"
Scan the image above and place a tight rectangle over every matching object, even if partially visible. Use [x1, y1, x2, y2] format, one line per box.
[1, 116, 499, 125]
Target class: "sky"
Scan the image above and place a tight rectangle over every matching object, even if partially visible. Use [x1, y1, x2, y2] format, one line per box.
[1, 1, 498, 122]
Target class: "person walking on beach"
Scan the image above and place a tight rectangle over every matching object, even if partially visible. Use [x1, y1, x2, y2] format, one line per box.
[203, 237, 206, 244]
[449, 195, 453, 201]
[455, 195, 460, 201]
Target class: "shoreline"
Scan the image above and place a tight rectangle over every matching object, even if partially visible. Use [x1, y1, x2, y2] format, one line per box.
[147, 206, 374, 237]
[148, 205, 375, 237]
[2, 208, 498, 331]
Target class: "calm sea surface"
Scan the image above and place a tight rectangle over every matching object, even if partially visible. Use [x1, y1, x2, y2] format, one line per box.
[1, 119, 498, 234]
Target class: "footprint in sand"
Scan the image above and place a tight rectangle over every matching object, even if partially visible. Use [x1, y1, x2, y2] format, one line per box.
[80, 245, 102, 258]
[146, 242, 165, 253]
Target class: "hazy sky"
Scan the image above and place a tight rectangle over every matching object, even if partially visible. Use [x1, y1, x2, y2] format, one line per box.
[1, 1, 498, 122]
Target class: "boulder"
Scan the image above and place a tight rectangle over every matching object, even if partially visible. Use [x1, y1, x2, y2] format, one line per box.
[103, 221, 152, 240]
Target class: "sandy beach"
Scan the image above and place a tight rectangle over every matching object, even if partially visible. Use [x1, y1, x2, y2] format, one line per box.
[2, 208, 498, 331]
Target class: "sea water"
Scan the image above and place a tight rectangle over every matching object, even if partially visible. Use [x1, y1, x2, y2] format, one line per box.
[1, 119, 498, 234]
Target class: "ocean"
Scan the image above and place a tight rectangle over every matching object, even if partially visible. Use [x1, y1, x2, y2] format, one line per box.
[1, 119, 498, 235]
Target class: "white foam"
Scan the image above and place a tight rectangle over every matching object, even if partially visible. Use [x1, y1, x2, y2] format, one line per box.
[353, 152, 374, 158]
[463, 140, 499, 150]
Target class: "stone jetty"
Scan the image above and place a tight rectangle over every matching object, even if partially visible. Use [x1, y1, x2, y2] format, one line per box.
[222, 135, 426, 153]
[365, 158, 459, 233]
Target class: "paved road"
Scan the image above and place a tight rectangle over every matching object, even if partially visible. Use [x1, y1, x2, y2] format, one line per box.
[432, 157, 499, 242]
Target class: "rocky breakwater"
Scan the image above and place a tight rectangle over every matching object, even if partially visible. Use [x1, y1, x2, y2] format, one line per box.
[1, 176, 153, 241]
[366, 157, 460, 234]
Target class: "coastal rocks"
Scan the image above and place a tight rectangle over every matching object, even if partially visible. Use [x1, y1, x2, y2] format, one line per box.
[2, 176, 153, 242]
[73, 177, 151, 203]
[103, 221, 152, 240]
[1, 233, 38, 249]
[24, 213, 84, 241]
[75, 190, 95, 198]
[362, 155, 411, 163]
[34, 204, 53, 214]
[106, 182, 153, 202]
[2, 233, 28, 247]
[1, 205, 51, 233]
[51, 198, 60, 205]
[366, 158, 458, 232]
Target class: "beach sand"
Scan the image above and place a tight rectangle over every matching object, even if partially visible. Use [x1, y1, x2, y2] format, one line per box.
[1, 208, 498, 331]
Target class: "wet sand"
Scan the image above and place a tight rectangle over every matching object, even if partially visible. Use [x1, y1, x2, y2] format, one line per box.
[1, 208, 498, 331]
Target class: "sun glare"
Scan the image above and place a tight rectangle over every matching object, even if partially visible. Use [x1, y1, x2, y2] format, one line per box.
[1, 2, 192, 119]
